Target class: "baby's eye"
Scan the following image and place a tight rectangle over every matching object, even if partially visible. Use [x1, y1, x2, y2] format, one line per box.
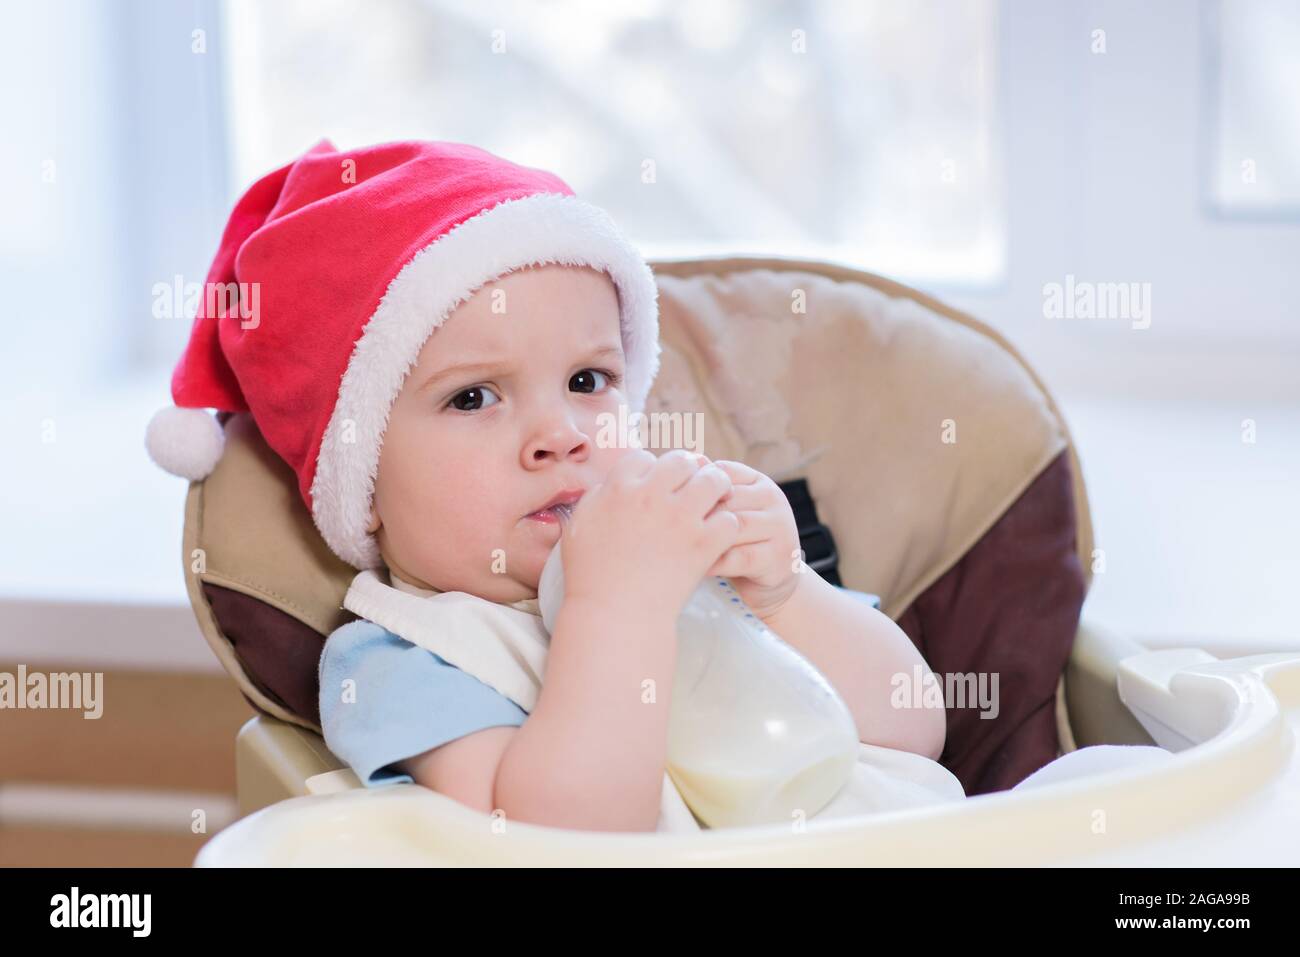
[447, 386, 500, 412]
[570, 368, 618, 394]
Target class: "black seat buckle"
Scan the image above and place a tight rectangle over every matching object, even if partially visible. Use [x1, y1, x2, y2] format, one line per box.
[778, 477, 842, 586]
[799, 522, 840, 580]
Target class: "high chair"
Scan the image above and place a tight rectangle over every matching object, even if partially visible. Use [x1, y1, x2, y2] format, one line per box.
[182, 257, 1300, 865]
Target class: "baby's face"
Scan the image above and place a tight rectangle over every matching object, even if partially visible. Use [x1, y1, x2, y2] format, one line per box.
[368, 263, 633, 602]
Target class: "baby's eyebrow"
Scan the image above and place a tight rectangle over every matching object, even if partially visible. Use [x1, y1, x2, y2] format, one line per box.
[416, 360, 506, 394]
[417, 343, 624, 394]
[585, 344, 625, 365]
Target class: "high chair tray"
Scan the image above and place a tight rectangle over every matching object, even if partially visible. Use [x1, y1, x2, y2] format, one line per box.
[198, 648, 1300, 866]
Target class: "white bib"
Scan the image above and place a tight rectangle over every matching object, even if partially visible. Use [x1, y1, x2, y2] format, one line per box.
[343, 569, 965, 833]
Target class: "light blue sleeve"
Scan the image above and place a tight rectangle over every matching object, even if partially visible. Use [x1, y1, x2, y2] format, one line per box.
[318, 619, 529, 787]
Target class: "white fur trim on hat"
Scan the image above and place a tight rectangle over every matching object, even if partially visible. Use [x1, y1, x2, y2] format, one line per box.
[145, 406, 226, 481]
[309, 192, 661, 570]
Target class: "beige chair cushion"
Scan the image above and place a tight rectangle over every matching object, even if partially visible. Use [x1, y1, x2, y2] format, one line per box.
[183, 256, 1093, 735]
[649, 257, 1091, 617]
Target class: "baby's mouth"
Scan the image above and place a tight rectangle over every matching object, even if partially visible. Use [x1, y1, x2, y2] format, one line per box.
[524, 489, 585, 524]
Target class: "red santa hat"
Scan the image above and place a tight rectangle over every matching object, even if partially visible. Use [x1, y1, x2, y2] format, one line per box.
[146, 139, 660, 570]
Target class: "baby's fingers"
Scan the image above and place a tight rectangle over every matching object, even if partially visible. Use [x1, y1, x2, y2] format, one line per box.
[701, 508, 742, 558]
[712, 460, 763, 485]
[716, 481, 776, 511]
[706, 541, 768, 579]
[678, 462, 733, 518]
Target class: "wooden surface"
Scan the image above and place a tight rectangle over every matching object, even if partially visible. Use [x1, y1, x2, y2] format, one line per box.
[0, 663, 253, 867]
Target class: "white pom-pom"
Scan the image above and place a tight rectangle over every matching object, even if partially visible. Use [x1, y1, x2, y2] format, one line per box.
[145, 406, 226, 481]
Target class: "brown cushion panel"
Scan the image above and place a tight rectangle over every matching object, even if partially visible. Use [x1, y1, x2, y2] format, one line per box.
[202, 582, 330, 729]
[896, 449, 1084, 795]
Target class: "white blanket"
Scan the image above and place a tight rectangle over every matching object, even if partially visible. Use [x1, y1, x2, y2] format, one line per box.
[343, 569, 966, 832]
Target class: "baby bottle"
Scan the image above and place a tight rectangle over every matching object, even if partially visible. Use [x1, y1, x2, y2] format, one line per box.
[537, 518, 860, 830]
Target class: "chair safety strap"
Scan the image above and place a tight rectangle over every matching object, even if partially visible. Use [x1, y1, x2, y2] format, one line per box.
[777, 477, 842, 587]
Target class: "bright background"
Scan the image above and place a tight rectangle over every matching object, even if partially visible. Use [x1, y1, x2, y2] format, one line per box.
[3, 0, 1299, 670]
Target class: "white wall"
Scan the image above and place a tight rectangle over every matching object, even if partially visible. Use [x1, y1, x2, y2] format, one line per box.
[940, 0, 1300, 403]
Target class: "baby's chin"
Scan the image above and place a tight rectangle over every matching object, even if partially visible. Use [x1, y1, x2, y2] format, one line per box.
[415, 569, 541, 603]
[390, 521, 555, 601]
[505, 542, 549, 598]
[484, 567, 544, 603]
[514, 513, 564, 559]
[467, 535, 549, 601]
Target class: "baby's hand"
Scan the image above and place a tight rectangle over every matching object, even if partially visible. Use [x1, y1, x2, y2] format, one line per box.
[560, 448, 739, 621]
[704, 458, 803, 621]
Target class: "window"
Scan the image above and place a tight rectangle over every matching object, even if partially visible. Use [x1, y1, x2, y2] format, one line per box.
[222, 0, 1004, 285]
[1205, 0, 1300, 217]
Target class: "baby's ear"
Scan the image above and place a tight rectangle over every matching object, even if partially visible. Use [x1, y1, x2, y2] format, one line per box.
[366, 502, 381, 535]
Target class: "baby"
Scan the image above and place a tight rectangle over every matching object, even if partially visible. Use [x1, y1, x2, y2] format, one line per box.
[341, 259, 947, 832]
[147, 139, 1167, 836]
